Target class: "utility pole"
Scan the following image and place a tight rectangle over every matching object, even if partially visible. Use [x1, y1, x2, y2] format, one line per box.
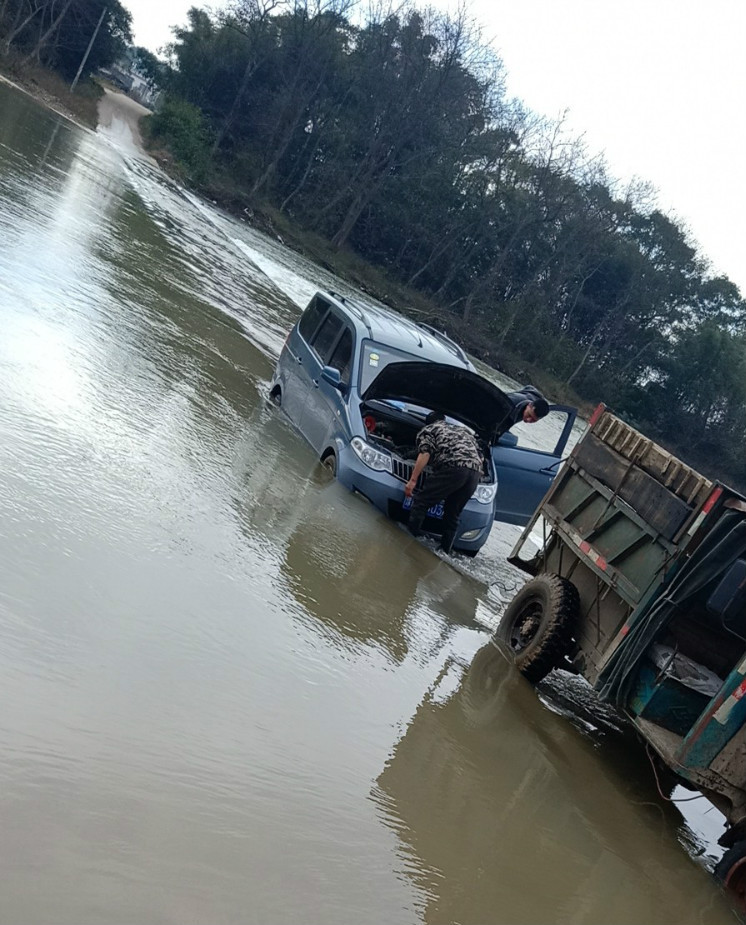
[70, 5, 108, 92]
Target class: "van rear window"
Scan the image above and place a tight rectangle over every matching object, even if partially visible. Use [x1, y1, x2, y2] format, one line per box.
[312, 313, 344, 363]
[298, 298, 328, 343]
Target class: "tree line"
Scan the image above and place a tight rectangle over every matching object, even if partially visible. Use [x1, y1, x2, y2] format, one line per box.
[0, 0, 131, 77]
[150, 0, 744, 485]
[3, 0, 743, 487]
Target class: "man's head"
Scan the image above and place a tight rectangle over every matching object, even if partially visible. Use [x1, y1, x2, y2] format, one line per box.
[425, 410, 445, 425]
[522, 399, 549, 424]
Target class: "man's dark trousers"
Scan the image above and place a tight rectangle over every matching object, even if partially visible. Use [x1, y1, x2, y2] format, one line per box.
[407, 465, 481, 553]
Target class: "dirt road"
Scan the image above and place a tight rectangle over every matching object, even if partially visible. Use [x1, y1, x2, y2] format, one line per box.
[96, 88, 155, 161]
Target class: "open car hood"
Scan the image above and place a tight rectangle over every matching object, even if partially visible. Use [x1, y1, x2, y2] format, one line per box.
[362, 361, 515, 442]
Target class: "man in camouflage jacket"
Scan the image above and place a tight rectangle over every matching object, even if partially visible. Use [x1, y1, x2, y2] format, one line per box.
[404, 411, 483, 554]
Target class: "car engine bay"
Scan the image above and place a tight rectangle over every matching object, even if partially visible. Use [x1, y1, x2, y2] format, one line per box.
[359, 399, 494, 483]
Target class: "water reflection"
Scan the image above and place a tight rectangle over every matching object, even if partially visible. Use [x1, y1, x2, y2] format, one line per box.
[375, 643, 734, 925]
[0, 82, 75, 167]
[232, 400, 490, 663]
[0, 79, 734, 925]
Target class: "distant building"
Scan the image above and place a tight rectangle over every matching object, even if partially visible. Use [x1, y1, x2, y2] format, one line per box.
[99, 46, 161, 109]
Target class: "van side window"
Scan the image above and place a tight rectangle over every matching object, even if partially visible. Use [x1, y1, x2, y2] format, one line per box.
[329, 328, 353, 383]
[509, 409, 572, 454]
[311, 313, 343, 363]
[298, 298, 328, 343]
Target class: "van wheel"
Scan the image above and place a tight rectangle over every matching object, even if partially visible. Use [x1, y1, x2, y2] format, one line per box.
[716, 842, 746, 908]
[269, 386, 281, 406]
[495, 574, 579, 684]
[321, 451, 337, 477]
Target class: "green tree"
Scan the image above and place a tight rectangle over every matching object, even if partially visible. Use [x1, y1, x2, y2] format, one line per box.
[653, 323, 746, 479]
[132, 45, 167, 88]
[1, 0, 131, 76]
[135, 0, 746, 485]
[147, 97, 213, 181]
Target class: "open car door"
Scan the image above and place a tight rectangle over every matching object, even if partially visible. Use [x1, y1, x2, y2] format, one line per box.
[492, 404, 578, 526]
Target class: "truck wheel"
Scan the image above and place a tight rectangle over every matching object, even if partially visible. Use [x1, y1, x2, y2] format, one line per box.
[495, 574, 579, 684]
[460, 641, 518, 727]
[715, 842, 746, 908]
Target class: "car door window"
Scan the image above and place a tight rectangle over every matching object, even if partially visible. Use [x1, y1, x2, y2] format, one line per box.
[329, 328, 353, 384]
[299, 297, 329, 344]
[508, 408, 574, 455]
[311, 313, 344, 364]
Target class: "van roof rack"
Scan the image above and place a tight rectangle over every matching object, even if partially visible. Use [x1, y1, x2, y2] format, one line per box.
[327, 289, 346, 304]
[327, 290, 372, 338]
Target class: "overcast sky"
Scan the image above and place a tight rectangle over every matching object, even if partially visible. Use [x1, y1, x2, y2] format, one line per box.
[123, 0, 746, 296]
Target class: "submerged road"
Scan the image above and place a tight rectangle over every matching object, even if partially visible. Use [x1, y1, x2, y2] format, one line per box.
[0, 82, 735, 924]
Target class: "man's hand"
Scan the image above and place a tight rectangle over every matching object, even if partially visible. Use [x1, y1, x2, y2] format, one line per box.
[405, 452, 429, 498]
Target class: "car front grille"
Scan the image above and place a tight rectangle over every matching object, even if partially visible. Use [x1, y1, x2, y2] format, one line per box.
[391, 457, 427, 489]
[391, 458, 490, 487]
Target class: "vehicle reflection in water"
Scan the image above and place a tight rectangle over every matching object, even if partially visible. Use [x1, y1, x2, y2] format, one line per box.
[374, 643, 736, 925]
[232, 399, 491, 664]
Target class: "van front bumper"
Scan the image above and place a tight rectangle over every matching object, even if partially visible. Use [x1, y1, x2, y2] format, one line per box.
[336, 445, 495, 552]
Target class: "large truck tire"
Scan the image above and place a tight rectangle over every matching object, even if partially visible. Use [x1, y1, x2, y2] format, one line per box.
[495, 574, 579, 684]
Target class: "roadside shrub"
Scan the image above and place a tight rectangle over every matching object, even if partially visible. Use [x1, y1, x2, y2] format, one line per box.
[146, 97, 213, 182]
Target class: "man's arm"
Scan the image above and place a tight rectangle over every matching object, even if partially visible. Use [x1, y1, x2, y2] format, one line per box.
[405, 451, 430, 497]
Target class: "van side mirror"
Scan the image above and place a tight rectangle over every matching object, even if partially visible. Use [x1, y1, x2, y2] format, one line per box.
[499, 432, 518, 447]
[321, 366, 346, 391]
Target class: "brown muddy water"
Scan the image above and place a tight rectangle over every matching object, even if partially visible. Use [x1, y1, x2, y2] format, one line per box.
[0, 81, 739, 924]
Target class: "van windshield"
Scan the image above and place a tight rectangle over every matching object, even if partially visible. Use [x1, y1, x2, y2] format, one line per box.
[359, 340, 424, 393]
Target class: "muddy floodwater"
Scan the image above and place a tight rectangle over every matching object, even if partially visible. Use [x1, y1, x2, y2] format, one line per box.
[0, 82, 739, 924]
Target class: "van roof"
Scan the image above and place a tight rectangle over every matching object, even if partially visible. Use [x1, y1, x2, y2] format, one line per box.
[322, 290, 471, 369]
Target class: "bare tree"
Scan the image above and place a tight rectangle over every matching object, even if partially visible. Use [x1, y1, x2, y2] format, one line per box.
[210, 0, 285, 154]
[2, 0, 48, 54]
[10, 0, 74, 64]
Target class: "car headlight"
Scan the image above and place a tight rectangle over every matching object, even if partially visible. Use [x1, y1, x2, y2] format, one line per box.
[351, 437, 392, 472]
[472, 482, 497, 504]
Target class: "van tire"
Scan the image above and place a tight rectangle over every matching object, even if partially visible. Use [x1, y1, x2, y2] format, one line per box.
[495, 574, 579, 684]
[269, 386, 282, 406]
[321, 451, 337, 477]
